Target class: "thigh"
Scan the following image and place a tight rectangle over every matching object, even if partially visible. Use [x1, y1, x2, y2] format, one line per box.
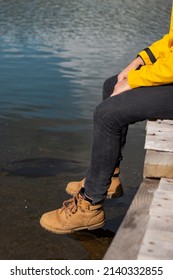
[97, 84, 173, 128]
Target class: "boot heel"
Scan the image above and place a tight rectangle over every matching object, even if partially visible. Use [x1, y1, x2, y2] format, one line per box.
[88, 220, 105, 230]
[107, 184, 124, 199]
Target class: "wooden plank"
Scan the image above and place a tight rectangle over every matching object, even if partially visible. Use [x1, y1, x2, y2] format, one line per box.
[146, 215, 173, 233]
[103, 178, 159, 260]
[145, 120, 173, 152]
[138, 229, 173, 260]
[158, 178, 173, 192]
[149, 178, 173, 216]
[149, 198, 173, 216]
[145, 133, 173, 152]
[152, 190, 173, 200]
[146, 120, 173, 133]
[137, 178, 173, 260]
[144, 150, 173, 178]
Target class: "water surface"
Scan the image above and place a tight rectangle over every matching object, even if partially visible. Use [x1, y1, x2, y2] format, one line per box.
[0, 0, 171, 260]
[0, 0, 171, 123]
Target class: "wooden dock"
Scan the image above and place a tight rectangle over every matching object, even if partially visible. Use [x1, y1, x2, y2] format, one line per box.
[104, 120, 173, 260]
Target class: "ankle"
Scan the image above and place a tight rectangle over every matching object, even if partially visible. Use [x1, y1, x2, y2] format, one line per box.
[79, 188, 103, 206]
[79, 187, 93, 204]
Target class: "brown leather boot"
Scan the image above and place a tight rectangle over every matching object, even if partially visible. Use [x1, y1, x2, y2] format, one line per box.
[40, 195, 105, 234]
[66, 168, 123, 199]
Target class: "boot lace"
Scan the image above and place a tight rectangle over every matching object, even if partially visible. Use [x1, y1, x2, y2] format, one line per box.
[60, 195, 82, 217]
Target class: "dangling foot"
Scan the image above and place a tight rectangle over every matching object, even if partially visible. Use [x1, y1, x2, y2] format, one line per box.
[40, 194, 105, 234]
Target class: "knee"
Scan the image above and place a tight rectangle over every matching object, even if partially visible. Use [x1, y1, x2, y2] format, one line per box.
[93, 100, 121, 133]
[102, 75, 118, 100]
[93, 103, 104, 125]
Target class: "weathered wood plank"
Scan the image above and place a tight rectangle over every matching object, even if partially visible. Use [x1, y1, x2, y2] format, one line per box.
[146, 120, 173, 133]
[145, 134, 173, 152]
[145, 120, 173, 152]
[138, 229, 173, 260]
[149, 178, 173, 216]
[158, 178, 173, 192]
[149, 198, 173, 216]
[144, 150, 173, 178]
[146, 214, 173, 233]
[137, 178, 173, 260]
[103, 179, 159, 260]
[152, 190, 173, 200]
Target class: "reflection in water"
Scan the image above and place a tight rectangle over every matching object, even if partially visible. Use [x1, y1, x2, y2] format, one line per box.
[70, 228, 115, 260]
[0, 157, 82, 177]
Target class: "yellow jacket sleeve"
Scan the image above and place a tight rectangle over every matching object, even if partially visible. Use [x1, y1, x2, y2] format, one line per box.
[138, 34, 171, 65]
[128, 52, 173, 88]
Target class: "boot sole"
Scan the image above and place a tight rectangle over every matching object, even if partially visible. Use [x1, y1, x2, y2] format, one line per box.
[40, 218, 105, 234]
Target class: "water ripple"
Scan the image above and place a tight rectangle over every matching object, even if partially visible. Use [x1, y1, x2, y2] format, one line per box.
[0, 0, 171, 125]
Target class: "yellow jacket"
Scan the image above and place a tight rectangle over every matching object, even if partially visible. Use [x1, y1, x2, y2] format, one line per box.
[128, 3, 173, 88]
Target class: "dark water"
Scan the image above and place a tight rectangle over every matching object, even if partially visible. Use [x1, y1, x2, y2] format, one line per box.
[0, 0, 172, 260]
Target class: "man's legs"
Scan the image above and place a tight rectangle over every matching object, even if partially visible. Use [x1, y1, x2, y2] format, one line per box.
[83, 83, 173, 204]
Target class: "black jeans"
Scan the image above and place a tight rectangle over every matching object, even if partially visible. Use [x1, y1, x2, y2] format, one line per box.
[84, 74, 173, 204]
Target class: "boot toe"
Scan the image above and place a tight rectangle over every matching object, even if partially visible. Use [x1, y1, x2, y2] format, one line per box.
[40, 210, 60, 232]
